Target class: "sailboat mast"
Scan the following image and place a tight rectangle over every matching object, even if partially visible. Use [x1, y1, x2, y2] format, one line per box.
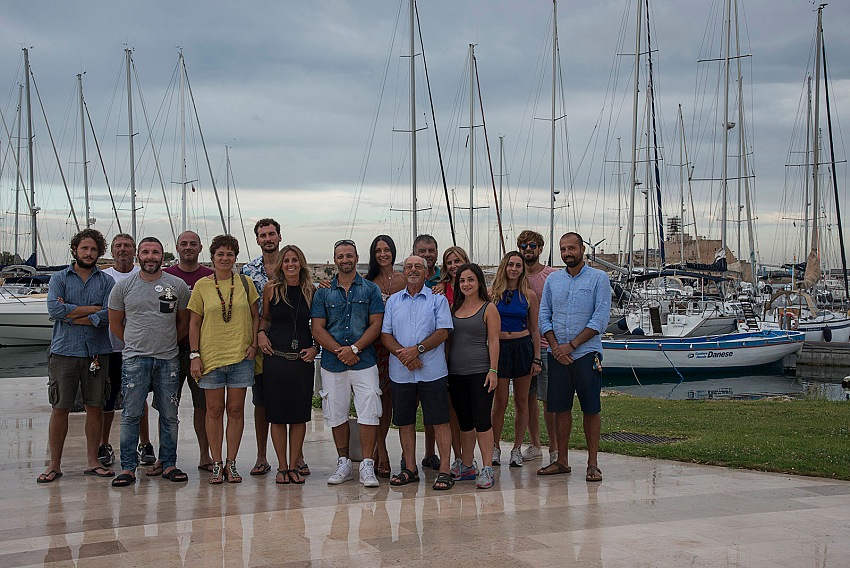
[180, 50, 188, 234]
[14, 84, 22, 258]
[616, 137, 624, 267]
[24, 48, 36, 264]
[803, 75, 812, 258]
[499, 135, 504, 228]
[720, 0, 732, 253]
[678, 105, 685, 265]
[78, 73, 91, 228]
[409, 0, 418, 243]
[226, 145, 231, 234]
[126, 49, 137, 241]
[469, 44, 475, 257]
[810, 4, 824, 257]
[626, 0, 642, 273]
[547, 0, 558, 265]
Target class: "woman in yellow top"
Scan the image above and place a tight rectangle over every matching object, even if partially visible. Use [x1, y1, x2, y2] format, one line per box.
[189, 234, 260, 484]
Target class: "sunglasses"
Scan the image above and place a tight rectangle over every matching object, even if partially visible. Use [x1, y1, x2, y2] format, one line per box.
[334, 239, 356, 249]
[519, 243, 538, 250]
[504, 289, 515, 304]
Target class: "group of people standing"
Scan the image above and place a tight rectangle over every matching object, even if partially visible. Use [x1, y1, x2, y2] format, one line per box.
[37, 220, 611, 491]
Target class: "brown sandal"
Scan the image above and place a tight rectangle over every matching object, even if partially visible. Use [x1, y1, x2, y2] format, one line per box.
[586, 465, 603, 482]
[537, 462, 572, 475]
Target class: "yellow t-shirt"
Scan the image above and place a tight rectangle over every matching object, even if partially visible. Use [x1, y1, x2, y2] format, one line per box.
[188, 274, 259, 375]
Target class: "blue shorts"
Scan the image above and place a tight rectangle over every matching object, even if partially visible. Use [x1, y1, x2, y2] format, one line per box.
[199, 359, 255, 390]
[546, 351, 602, 414]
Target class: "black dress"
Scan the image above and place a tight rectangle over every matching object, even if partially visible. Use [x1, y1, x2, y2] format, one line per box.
[264, 286, 314, 424]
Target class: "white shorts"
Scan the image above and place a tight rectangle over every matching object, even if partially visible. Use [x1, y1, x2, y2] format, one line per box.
[319, 366, 382, 428]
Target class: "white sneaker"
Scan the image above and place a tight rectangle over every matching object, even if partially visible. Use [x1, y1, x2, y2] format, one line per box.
[492, 445, 501, 466]
[327, 457, 353, 485]
[521, 445, 543, 461]
[549, 450, 559, 465]
[359, 458, 379, 487]
[509, 447, 523, 467]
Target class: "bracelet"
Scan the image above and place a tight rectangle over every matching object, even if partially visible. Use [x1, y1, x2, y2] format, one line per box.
[568, 340, 577, 350]
[533, 358, 543, 365]
[190, 349, 199, 354]
[488, 368, 497, 374]
[257, 329, 267, 336]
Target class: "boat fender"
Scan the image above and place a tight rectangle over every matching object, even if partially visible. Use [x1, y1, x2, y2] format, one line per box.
[822, 325, 832, 342]
[616, 317, 628, 331]
[632, 327, 645, 336]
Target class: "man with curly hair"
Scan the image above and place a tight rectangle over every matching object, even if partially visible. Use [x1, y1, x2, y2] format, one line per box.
[38, 229, 116, 483]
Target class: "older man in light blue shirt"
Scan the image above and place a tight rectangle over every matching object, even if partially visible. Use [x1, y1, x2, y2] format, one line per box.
[538, 232, 611, 482]
[381, 255, 455, 490]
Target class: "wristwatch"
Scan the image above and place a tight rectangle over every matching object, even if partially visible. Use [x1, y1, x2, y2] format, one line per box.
[417, 343, 425, 354]
[350, 344, 360, 355]
[189, 351, 201, 360]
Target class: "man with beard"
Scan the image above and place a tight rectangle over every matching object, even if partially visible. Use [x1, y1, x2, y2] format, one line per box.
[516, 230, 557, 465]
[164, 230, 214, 471]
[108, 237, 191, 487]
[311, 240, 385, 487]
[38, 229, 115, 483]
[98, 234, 140, 468]
[241, 218, 281, 476]
[537, 232, 610, 482]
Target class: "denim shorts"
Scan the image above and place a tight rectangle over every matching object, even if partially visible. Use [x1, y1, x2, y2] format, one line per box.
[199, 359, 255, 390]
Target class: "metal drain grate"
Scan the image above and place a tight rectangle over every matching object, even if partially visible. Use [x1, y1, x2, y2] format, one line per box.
[602, 432, 683, 444]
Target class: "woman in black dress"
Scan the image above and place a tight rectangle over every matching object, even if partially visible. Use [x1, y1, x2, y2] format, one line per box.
[257, 245, 317, 484]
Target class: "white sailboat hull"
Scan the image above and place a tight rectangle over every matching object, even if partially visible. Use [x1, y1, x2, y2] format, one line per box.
[0, 296, 53, 347]
[601, 330, 805, 371]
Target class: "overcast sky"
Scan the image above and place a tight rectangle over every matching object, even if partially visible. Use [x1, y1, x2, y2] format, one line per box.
[0, 0, 847, 267]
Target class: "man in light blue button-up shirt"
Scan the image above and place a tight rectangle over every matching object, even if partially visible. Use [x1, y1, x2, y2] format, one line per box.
[538, 232, 611, 483]
[381, 256, 454, 488]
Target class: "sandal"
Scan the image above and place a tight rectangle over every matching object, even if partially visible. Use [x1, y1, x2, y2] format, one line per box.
[209, 462, 225, 485]
[197, 463, 215, 472]
[162, 468, 188, 482]
[225, 460, 242, 483]
[432, 472, 455, 491]
[37, 470, 63, 484]
[111, 473, 136, 487]
[275, 469, 290, 485]
[537, 461, 572, 476]
[84, 466, 115, 478]
[288, 469, 305, 484]
[390, 468, 420, 486]
[250, 461, 271, 476]
[586, 465, 603, 482]
[296, 462, 311, 476]
[375, 462, 391, 479]
[145, 463, 163, 476]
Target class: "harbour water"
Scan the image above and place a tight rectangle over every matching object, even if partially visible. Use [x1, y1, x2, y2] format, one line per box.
[3, 345, 846, 401]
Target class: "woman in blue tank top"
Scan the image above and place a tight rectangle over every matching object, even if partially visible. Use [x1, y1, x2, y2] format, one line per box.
[489, 251, 541, 468]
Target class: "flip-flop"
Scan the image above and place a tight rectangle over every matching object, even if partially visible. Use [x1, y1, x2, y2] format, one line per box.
[111, 473, 136, 487]
[145, 463, 163, 476]
[162, 468, 188, 482]
[84, 466, 115, 478]
[197, 463, 215, 472]
[537, 462, 572, 476]
[375, 464, 391, 479]
[275, 469, 290, 485]
[37, 470, 63, 483]
[288, 469, 305, 485]
[586, 465, 603, 482]
[250, 462, 271, 476]
[296, 462, 311, 476]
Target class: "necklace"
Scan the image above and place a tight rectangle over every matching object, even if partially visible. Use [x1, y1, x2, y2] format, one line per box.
[287, 285, 301, 350]
[214, 273, 235, 322]
[379, 271, 393, 301]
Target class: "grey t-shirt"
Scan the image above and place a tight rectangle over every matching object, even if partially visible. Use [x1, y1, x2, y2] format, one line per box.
[108, 272, 191, 359]
[103, 265, 141, 353]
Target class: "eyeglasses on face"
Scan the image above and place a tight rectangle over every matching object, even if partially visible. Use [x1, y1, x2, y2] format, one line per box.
[519, 243, 538, 250]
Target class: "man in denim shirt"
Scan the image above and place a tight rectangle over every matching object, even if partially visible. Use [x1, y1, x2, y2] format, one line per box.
[311, 240, 385, 487]
[38, 229, 115, 483]
[537, 232, 611, 482]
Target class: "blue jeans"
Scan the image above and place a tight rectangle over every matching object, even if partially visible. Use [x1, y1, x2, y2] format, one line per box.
[120, 355, 180, 471]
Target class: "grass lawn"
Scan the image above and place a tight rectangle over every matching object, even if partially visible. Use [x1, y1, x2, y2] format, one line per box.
[317, 392, 850, 480]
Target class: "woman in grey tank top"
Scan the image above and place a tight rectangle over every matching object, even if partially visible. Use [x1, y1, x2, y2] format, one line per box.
[447, 263, 500, 489]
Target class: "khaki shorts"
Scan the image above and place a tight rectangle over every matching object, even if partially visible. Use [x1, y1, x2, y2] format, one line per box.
[47, 353, 110, 409]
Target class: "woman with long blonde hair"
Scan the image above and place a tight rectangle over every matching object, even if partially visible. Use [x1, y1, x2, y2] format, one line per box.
[489, 251, 541, 468]
[257, 245, 318, 484]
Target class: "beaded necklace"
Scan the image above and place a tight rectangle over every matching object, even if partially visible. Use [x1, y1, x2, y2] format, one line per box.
[214, 273, 235, 322]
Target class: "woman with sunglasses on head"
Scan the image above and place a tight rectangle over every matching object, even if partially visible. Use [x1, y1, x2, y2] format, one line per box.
[364, 235, 405, 478]
[489, 251, 541, 468]
[447, 263, 500, 489]
[256, 245, 318, 485]
[188, 235, 260, 484]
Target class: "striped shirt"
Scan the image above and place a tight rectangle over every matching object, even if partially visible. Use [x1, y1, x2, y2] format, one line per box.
[47, 264, 114, 357]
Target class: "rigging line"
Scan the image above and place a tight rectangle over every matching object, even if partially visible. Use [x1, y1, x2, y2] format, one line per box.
[228, 158, 251, 253]
[644, 0, 665, 263]
[415, 2, 455, 247]
[821, 37, 849, 301]
[182, 63, 226, 233]
[473, 55, 506, 257]
[30, 71, 80, 232]
[84, 102, 122, 233]
[132, 59, 177, 243]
